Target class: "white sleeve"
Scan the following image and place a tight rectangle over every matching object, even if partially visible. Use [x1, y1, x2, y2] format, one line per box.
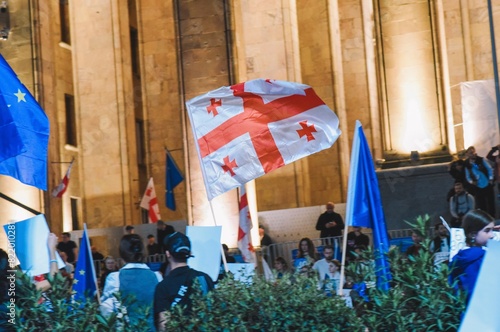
[99, 272, 120, 317]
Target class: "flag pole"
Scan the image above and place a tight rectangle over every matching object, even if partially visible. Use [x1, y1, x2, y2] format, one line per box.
[338, 221, 350, 296]
[84, 223, 101, 304]
[0, 192, 41, 215]
[209, 200, 229, 273]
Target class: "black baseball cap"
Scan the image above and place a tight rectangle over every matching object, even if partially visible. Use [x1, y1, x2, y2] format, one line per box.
[164, 232, 193, 259]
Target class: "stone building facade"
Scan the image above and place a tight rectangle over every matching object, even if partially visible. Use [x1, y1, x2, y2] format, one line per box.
[0, 0, 499, 248]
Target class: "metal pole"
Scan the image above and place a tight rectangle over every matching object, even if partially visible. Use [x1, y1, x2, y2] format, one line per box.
[0, 192, 41, 215]
[487, 0, 500, 132]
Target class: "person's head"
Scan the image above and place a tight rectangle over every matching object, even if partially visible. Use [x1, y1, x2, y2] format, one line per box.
[462, 210, 495, 246]
[104, 256, 116, 271]
[157, 220, 166, 230]
[328, 259, 341, 274]
[147, 234, 156, 244]
[353, 226, 362, 235]
[258, 225, 265, 237]
[91, 246, 98, 253]
[125, 225, 135, 234]
[454, 181, 465, 195]
[274, 257, 288, 272]
[222, 243, 230, 254]
[434, 223, 448, 238]
[61, 232, 71, 243]
[119, 234, 145, 263]
[326, 202, 335, 213]
[298, 237, 315, 258]
[411, 230, 423, 244]
[322, 245, 334, 261]
[164, 232, 193, 263]
[466, 146, 477, 160]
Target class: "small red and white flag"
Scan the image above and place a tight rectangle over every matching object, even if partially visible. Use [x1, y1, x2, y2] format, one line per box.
[52, 159, 74, 198]
[186, 79, 341, 200]
[140, 177, 161, 223]
[238, 185, 256, 263]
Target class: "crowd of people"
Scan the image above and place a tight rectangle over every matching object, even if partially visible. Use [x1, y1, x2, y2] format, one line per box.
[2, 144, 499, 329]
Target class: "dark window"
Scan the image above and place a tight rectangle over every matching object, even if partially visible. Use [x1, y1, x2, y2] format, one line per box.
[71, 197, 80, 230]
[59, 0, 71, 44]
[135, 119, 146, 165]
[130, 27, 140, 77]
[65, 94, 77, 146]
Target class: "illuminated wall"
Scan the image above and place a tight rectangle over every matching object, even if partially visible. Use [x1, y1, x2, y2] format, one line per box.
[376, 0, 447, 156]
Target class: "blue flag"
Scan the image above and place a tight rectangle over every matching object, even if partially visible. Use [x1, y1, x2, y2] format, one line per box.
[73, 225, 98, 301]
[0, 54, 50, 190]
[345, 121, 391, 290]
[165, 150, 183, 211]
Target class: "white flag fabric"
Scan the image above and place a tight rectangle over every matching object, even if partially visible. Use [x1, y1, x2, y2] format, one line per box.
[238, 185, 256, 263]
[461, 80, 500, 156]
[52, 159, 74, 198]
[140, 177, 161, 223]
[186, 79, 341, 200]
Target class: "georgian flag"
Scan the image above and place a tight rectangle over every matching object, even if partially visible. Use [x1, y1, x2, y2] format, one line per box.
[140, 177, 161, 223]
[52, 159, 74, 198]
[186, 79, 341, 200]
[238, 185, 256, 263]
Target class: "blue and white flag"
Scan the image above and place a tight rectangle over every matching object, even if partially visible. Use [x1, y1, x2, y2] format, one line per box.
[0, 55, 50, 190]
[2, 214, 64, 276]
[344, 121, 391, 290]
[459, 240, 500, 331]
[73, 224, 98, 301]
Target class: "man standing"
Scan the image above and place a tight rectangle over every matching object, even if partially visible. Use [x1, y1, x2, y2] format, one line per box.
[154, 232, 213, 331]
[56, 232, 78, 264]
[147, 234, 161, 256]
[315, 202, 344, 243]
[449, 181, 475, 228]
[464, 146, 495, 216]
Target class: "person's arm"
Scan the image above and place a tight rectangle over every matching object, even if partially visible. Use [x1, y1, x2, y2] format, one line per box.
[315, 215, 326, 231]
[72, 243, 78, 263]
[157, 311, 170, 332]
[468, 194, 475, 210]
[486, 146, 499, 162]
[449, 198, 458, 219]
[482, 158, 494, 183]
[335, 214, 344, 229]
[48, 233, 59, 277]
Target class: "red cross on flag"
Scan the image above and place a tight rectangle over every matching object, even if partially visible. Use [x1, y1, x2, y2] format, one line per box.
[140, 177, 161, 223]
[238, 185, 256, 263]
[186, 79, 341, 200]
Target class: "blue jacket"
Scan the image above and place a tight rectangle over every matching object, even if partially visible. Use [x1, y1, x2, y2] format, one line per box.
[449, 246, 485, 301]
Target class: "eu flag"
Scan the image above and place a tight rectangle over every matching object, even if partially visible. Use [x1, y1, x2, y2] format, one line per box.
[165, 150, 183, 211]
[73, 225, 98, 301]
[345, 121, 391, 290]
[0, 54, 50, 190]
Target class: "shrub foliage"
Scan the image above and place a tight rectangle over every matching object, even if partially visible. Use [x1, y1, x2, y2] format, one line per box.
[7, 215, 466, 331]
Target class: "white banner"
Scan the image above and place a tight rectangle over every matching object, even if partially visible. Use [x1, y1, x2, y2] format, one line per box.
[461, 80, 500, 156]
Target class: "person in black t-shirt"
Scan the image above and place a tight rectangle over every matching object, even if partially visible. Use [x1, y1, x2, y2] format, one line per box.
[154, 232, 213, 331]
[56, 232, 78, 264]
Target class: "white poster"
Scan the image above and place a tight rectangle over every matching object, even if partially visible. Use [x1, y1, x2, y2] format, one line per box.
[461, 80, 500, 156]
[186, 226, 222, 282]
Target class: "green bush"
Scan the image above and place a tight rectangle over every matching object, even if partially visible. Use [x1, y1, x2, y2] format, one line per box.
[346, 215, 467, 331]
[8, 215, 466, 331]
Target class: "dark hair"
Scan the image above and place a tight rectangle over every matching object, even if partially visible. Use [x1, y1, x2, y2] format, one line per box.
[62, 232, 71, 238]
[275, 256, 289, 271]
[125, 225, 134, 231]
[323, 245, 334, 252]
[147, 234, 155, 239]
[434, 222, 444, 231]
[462, 210, 495, 245]
[297, 237, 316, 259]
[119, 234, 145, 263]
[330, 259, 341, 268]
